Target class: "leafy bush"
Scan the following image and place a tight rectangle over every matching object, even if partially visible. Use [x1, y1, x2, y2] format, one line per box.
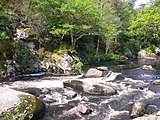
[14, 42, 37, 72]
[72, 62, 83, 70]
[0, 60, 6, 71]
[83, 53, 125, 64]
[144, 44, 156, 53]
[124, 39, 141, 54]
[58, 45, 77, 54]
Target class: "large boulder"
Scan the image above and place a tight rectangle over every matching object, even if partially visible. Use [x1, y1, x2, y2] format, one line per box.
[84, 67, 109, 77]
[83, 82, 117, 96]
[0, 87, 45, 120]
[63, 80, 117, 96]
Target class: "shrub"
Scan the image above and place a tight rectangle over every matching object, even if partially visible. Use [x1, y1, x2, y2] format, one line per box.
[0, 60, 6, 71]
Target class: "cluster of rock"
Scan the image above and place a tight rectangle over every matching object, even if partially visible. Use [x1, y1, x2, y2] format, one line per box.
[124, 47, 160, 59]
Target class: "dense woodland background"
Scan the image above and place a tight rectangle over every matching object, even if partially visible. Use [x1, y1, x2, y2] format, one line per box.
[0, 0, 160, 72]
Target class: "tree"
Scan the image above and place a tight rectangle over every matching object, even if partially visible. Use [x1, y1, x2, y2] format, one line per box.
[128, 5, 160, 48]
[49, 0, 100, 48]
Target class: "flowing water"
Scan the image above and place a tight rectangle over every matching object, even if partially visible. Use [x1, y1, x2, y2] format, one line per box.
[1, 58, 160, 120]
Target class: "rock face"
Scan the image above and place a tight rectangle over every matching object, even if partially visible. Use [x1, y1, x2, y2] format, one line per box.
[137, 50, 156, 59]
[0, 87, 45, 120]
[42, 52, 82, 75]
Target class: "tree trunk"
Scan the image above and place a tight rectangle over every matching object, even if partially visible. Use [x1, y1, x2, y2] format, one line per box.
[105, 42, 109, 54]
[96, 37, 100, 54]
[70, 30, 75, 48]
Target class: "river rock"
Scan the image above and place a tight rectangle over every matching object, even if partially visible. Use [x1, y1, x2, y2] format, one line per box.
[20, 87, 42, 97]
[137, 50, 156, 59]
[124, 48, 133, 58]
[76, 103, 92, 115]
[84, 68, 103, 77]
[155, 47, 160, 55]
[141, 65, 155, 70]
[133, 115, 160, 120]
[63, 80, 83, 91]
[64, 80, 117, 96]
[108, 111, 131, 120]
[152, 80, 160, 85]
[83, 83, 117, 96]
[84, 68, 108, 77]
[131, 101, 147, 118]
[146, 105, 158, 114]
[64, 89, 77, 99]
[0, 87, 45, 120]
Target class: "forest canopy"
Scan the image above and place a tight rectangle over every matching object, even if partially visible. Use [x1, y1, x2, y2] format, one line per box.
[0, 0, 160, 69]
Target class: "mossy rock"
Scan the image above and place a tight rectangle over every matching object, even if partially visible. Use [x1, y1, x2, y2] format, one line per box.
[0, 87, 45, 120]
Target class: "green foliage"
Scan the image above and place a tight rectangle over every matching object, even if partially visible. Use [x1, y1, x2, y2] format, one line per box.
[144, 44, 156, 53]
[58, 45, 77, 54]
[125, 39, 141, 54]
[0, 60, 5, 71]
[128, 5, 160, 48]
[14, 42, 37, 72]
[83, 53, 125, 64]
[72, 62, 83, 70]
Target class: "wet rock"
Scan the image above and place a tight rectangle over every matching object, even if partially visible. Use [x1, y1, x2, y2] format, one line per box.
[63, 80, 83, 91]
[137, 50, 156, 59]
[64, 89, 77, 99]
[108, 111, 131, 120]
[146, 105, 158, 114]
[96, 66, 108, 71]
[21, 87, 42, 97]
[84, 68, 106, 77]
[131, 101, 147, 118]
[152, 80, 160, 85]
[76, 103, 92, 115]
[141, 65, 155, 70]
[132, 115, 160, 120]
[0, 87, 45, 120]
[83, 83, 117, 96]
[43, 97, 56, 103]
[155, 47, 160, 55]
[124, 48, 133, 58]
[114, 74, 125, 80]
[41, 88, 50, 94]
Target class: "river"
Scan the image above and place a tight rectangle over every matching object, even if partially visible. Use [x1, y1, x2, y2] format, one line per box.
[1, 58, 160, 120]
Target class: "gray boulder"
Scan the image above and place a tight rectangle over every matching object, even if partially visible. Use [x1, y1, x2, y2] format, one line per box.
[63, 80, 117, 96]
[83, 83, 117, 96]
[0, 87, 45, 120]
[124, 48, 133, 58]
[84, 67, 109, 77]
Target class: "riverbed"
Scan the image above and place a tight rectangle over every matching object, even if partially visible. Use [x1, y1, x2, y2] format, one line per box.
[1, 58, 160, 120]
